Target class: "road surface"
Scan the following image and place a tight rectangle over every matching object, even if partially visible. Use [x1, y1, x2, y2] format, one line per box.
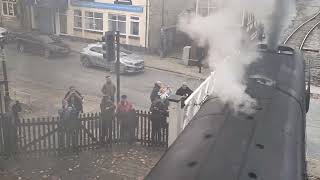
[4, 44, 202, 117]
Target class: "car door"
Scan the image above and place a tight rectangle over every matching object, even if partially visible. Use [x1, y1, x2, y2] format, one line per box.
[89, 47, 103, 67]
[33, 36, 46, 55]
[25, 34, 43, 54]
[18, 34, 33, 52]
[95, 47, 106, 68]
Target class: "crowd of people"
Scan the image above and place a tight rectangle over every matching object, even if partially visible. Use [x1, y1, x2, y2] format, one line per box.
[57, 76, 193, 146]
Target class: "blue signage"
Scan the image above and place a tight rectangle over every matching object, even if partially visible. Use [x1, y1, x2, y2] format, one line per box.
[71, 0, 144, 13]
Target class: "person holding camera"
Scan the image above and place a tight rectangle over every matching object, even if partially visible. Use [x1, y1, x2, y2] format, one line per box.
[64, 86, 84, 116]
[176, 82, 193, 108]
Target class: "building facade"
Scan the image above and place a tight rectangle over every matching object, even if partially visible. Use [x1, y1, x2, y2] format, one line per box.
[0, 0, 194, 52]
[56, 0, 147, 48]
[54, 0, 194, 51]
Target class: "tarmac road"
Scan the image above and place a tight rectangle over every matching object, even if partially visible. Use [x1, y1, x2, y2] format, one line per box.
[4, 43, 202, 117]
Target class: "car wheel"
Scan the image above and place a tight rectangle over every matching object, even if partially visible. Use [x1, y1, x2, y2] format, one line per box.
[81, 57, 91, 67]
[44, 49, 51, 58]
[17, 43, 24, 53]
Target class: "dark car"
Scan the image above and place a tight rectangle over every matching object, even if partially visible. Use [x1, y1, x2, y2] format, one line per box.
[16, 32, 71, 58]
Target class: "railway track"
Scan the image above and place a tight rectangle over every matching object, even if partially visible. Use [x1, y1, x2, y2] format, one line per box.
[284, 10, 320, 49]
[284, 10, 320, 88]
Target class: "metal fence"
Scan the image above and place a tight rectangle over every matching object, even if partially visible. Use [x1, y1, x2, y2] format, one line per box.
[0, 110, 168, 157]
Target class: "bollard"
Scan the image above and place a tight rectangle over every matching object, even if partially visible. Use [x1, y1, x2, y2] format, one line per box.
[167, 94, 184, 147]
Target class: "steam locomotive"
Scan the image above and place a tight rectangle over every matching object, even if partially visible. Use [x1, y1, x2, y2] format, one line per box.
[145, 45, 310, 180]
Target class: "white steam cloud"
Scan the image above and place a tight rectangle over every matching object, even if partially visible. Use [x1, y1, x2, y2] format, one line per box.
[179, 0, 296, 113]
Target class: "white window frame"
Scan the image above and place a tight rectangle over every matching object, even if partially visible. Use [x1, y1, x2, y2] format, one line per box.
[59, 11, 68, 35]
[73, 9, 83, 31]
[130, 16, 140, 37]
[2, 0, 17, 17]
[196, 0, 218, 16]
[84, 11, 104, 32]
[108, 14, 127, 35]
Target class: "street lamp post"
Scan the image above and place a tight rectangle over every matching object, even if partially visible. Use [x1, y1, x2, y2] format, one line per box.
[161, 0, 165, 26]
[116, 31, 120, 104]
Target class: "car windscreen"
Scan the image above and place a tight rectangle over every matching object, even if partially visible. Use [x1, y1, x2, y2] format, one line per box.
[120, 48, 132, 55]
[90, 47, 103, 54]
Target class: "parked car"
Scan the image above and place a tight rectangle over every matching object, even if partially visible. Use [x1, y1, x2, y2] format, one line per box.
[80, 43, 144, 74]
[0, 27, 8, 46]
[15, 32, 71, 57]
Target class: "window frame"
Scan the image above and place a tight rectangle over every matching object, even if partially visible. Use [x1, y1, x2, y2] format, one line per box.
[84, 11, 104, 32]
[2, 0, 17, 17]
[73, 9, 83, 31]
[130, 16, 140, 37]
[108, 14, 127, 35]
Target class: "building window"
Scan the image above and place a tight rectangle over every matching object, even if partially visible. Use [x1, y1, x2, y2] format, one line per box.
[196, 0, 217, 16]
[108, 14, 126, 35]
[2, 0, 17, 17]
[84, 11, 103, 32]
[59, 13, 68, 34]
[130, 16, 139, 36]
[73, 10, 82, 31]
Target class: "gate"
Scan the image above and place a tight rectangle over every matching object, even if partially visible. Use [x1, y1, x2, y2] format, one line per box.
[0, 110, 168, 157]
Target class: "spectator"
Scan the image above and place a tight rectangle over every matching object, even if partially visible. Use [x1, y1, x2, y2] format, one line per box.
[58, 105, 79, 153]
[176, 82, 193, 108]
[64, 86, 83, 115]
[117, 95, 135, 143]
[150, 81, 162, 103]
[197, 47, 206, 73]
[100, 95, 116, 144]
[11, 100, 22, 123]
[150, 96, 168, 146]
[101, 76, 116, 102]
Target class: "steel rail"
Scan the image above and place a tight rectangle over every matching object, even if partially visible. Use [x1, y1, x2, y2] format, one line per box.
[284, 10, 320, 45]
[300, 20, 320, 50]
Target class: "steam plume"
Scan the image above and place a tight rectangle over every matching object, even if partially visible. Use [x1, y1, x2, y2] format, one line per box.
[179, 0, 296, 113]
[267, 0, 296, 49]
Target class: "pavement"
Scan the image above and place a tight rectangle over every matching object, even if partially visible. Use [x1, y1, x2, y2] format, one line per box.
[0, 145, 164, 180]
[63, 39, 209, 80]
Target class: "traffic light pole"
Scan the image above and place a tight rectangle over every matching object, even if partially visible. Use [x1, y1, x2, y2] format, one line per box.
[1, 47, 9, 113]
[116, 31, 120, 104]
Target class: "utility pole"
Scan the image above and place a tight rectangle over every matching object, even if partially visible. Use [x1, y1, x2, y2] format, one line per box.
[161, 0, 165, 26]
[116, 31, 120, 104]
[0, 45, 9, 113]
[102, 31, 120, 104]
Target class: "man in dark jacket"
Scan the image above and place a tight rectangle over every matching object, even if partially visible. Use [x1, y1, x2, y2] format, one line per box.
[150, 96, 168, 145]
[58, 105, 79, 153]
[12, 100, 22, 123]
[100, 95, 115, 144]
[176, 82, 193, 108]
[150, 81, 162, 103]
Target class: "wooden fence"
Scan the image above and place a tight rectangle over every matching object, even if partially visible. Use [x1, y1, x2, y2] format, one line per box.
[0, 110, 168, 157]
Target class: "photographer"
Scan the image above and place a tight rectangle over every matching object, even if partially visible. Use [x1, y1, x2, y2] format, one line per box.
[176, 82, 193, 108]
[64, 86, 84, 116]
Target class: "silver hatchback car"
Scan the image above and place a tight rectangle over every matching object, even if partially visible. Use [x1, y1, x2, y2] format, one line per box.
[80, 43, 144, 73]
